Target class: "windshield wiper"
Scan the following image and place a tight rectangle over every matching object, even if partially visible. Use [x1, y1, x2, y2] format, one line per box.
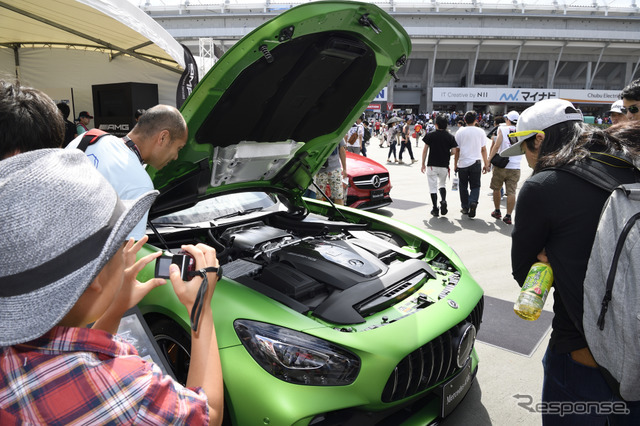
[215, 207, 264, 220]
[148, 222, 191, 227]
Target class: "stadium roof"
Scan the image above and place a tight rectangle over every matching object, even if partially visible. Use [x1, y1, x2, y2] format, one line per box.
[130, 0, 640, 16]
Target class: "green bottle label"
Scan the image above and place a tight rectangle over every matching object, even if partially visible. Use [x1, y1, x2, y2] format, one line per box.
[521, 263, 553, 300]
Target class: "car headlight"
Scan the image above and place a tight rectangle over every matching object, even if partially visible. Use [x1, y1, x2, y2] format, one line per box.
[234, 320, 360, 386]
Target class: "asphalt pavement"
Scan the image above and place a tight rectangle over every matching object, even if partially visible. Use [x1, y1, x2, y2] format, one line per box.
[363, 134, 549, 426]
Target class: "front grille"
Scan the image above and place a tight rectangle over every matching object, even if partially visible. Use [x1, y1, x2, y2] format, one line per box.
[352, 173, 390, 190]
[346, 196, 392, 211]
[381, 296, 484, 403]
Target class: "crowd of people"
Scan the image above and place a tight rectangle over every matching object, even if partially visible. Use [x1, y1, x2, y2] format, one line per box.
[309, 83, 640, 426]
[362, 87, 638, 228]
[385, 79, 640, 425]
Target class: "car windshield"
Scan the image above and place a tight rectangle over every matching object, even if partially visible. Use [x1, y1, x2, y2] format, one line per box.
[153, 192, 279, 225]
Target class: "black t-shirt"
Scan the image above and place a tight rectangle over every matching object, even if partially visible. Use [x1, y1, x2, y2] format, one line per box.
[423, 130, 458, 167]
[511, 163, 638, 353]
[62, 120, 76, 148]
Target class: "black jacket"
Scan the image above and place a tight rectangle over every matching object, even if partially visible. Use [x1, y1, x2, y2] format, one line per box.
[511, 162, 638, 353]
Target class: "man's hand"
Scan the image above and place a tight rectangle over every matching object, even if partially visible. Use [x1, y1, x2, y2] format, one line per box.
[169, 244, 220, 317]
[118, 236, 166, 313]
[92, 236, 165, 334]
[537, 250, 549, 263]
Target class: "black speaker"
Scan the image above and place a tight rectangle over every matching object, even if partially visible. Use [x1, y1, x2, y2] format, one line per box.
[92, 82, 159, 137]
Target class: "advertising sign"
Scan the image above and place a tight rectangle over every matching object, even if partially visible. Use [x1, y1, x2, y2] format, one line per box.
[375, 87, 388, 102]
[432, 88, 619, 104]
[560, 89, 620, 104]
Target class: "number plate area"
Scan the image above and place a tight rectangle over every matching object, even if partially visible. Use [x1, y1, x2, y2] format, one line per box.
[439, 358, 473, 418]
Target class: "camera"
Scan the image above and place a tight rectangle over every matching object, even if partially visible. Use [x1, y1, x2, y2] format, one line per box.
[155, 251, 195, 281]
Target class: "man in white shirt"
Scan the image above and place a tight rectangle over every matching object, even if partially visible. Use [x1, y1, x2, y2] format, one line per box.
[67, 105, 188, 240]
[344, 115, 364, 154]
[453, 111, 490, 218]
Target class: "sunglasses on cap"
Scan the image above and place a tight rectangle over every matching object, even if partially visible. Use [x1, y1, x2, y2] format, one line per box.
[508, 130, 546, 139]
[621, 105, 640, 114]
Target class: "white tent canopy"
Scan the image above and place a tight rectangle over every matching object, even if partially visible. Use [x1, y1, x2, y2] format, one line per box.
[0, 0, 186, 115]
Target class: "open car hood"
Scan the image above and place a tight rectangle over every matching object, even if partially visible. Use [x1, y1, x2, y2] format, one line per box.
[148, 1, 411, 218]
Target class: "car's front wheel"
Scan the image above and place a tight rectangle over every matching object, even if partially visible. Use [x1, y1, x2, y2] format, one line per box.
[146, 314, 191, 386]
[145, 314, 233, 425]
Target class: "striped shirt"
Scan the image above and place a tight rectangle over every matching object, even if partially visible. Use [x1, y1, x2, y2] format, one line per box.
[0, 326, 208, 425]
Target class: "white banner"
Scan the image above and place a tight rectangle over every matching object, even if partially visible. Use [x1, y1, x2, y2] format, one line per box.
[375, 87, 388, 101]
[560, 89, 620, 103]
[432, 87, 620, 104]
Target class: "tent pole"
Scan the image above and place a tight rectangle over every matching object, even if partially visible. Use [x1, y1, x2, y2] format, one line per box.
[12, 43, 20, 81]
[71, 88, 76, 122]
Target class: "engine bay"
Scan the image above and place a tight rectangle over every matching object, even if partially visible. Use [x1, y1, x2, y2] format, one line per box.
[148, 211, 461, 325]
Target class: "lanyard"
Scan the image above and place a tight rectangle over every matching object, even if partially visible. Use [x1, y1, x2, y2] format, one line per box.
[122, 136, 144, 165]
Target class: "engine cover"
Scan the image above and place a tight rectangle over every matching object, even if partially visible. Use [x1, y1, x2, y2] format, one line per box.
[274, 239, 387, 290]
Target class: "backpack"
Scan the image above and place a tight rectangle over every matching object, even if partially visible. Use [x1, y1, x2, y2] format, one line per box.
[363, 126, 371, 143]
[346, 127, 358, 145]
[554, 153, 640, 400]
[76, 128, 109, 152]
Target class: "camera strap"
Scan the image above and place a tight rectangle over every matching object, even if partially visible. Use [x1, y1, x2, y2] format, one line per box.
[188, 266, 223, 332]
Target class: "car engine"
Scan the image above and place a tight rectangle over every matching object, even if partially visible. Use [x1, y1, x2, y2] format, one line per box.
[150, 212, 460, 326]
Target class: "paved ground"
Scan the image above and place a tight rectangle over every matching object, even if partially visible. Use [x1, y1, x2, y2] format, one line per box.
[362, 134, 551, 426]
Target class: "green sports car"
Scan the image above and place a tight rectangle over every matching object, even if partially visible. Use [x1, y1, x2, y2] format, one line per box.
[136, 2, 484, 424]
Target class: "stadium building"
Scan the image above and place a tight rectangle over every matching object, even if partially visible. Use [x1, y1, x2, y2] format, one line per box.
[136, 0, 640, 118]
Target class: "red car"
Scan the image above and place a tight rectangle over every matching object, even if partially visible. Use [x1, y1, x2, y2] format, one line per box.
[315, 152, 392, 209]
[345, 151, 392, 209]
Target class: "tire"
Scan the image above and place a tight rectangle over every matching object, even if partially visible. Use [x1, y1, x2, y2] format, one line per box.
[146, 315, 192, 386]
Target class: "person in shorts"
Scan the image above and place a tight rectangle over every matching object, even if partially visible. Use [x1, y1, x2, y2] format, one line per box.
[421, 114, 457, 217]
[488, 110, 523, 224]
[316, 139, 347, 205]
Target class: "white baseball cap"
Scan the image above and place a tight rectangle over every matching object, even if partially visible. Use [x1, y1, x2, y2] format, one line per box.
[506, 110, 519, 123]
[501, 99, 583, 157]
[609, 100, 624, 114]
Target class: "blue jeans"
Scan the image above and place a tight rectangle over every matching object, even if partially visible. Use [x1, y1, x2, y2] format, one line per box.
[387, 140, 397, 161]
[542, 346, 640, 425]
[457, 160, 481, 209]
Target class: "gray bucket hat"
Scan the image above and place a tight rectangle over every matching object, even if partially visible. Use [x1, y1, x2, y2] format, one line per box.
[0, 149, 158, 346]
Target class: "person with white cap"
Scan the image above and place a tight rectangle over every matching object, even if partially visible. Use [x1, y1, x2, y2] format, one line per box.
[502, 98, 640, 424]
[0, 150, 224, 425]
[487, 110, 522, 224]
[608, 99, 628, 125]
